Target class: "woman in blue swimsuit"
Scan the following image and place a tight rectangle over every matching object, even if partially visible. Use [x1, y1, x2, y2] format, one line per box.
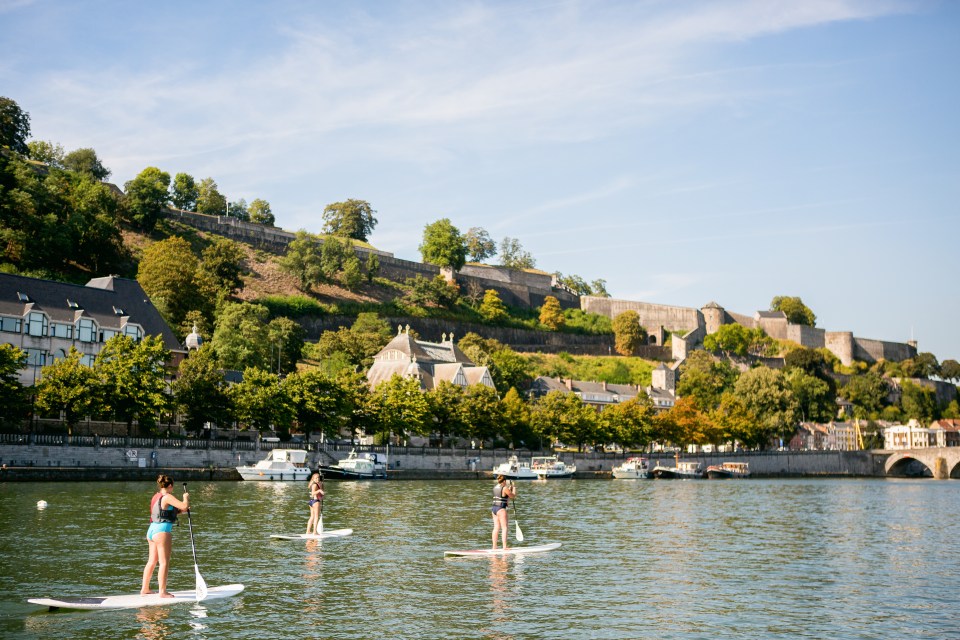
[306, 471, 325, 535]
[140, 474, 189, 597]
[491, 475, 516, 550]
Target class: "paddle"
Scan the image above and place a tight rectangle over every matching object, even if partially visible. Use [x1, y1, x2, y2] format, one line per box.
[318, 496, 324, 535]
[183, 483, 208, 602]
[512, 492, 524, 542]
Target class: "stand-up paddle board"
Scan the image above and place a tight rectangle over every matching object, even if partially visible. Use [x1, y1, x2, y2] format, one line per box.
[27, 583, 245, 611]
[444, 542, 561, 557]
[270, 528, 353, 540]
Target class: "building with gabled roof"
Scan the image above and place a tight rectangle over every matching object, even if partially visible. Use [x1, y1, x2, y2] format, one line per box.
[0, 273, 185, 385]
[366, 325, 496, 392]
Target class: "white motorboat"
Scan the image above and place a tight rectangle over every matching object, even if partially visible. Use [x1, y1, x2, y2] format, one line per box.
[492, 455, 539, 480]
[237, 449, 312, 481]
[531, 455, 576, 479]
[612, 456, 651, 479]
[705, 461, 751, 479]
[319, 449, 388, 479]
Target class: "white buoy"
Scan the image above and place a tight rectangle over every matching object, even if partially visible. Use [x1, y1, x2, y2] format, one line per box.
[37, 500, 48, 510]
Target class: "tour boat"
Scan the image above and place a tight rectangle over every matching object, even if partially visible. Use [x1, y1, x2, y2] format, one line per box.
[705, 461, 751, 479]
[492, 455, 539, 480]
[531, 455, 576, 479]
[318, 449, 388, 479]
[612, 456, 651, 479]
[237, 449, 312, 481]
[651, 460, 703, 479]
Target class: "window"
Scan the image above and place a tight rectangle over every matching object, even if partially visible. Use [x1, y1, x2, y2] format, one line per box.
[123, 324, 143, 341]
[66, 299, 80, 309]
[0, 316, 21, 333]
[25, 312, 48, 337]
[25, 348, 46, 367]
[17, 291, 30, 302]
[80, 353, 96, 367]
[78, 318, 97, 343]
[52, 349, 67, 362]
[51, 323, 73, 339]
[101, 328, 119, 342]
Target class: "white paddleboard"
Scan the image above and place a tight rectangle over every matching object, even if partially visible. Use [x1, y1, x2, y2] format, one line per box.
[270, 528, 353, 540]
[444, 542, 562, 557]
[28, 583, 245, 611]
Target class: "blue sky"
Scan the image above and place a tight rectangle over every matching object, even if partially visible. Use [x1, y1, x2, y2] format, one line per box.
[3, 0, 958, 361]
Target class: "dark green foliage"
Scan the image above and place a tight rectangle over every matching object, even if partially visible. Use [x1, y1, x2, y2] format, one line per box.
[419, 218, 467, 270]
[259, 294, 328, 318]
[0, 96, 30, 154]
[322, 199, 377, 241]
[771, 295, 816, 326]
[124, 167, 170, 231]
[62, 148, 110, 181]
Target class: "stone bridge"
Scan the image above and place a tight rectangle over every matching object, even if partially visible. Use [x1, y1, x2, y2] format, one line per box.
[879, 449, 960, 479]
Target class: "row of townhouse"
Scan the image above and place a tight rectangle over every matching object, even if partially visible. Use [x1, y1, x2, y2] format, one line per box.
[881, 419, 960, 450]
[789, 419, 960, 451]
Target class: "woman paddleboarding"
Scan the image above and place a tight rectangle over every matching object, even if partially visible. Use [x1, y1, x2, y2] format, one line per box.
[141, 474, 189, 598]
[305, 471, 325, 535]
[491, 475, 517, 550]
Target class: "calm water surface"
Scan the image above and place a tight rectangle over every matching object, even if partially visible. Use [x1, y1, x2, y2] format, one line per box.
[1, 477, 958, 639]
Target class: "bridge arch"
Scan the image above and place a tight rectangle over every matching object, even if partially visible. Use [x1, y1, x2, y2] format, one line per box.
[885, 453, 932, 478]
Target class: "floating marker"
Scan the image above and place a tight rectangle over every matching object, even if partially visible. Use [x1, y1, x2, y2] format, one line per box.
[37, 500, 48, 510]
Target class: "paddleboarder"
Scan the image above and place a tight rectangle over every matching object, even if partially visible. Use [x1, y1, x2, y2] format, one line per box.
[141, 474, 190, 598]
[305, 471, 325, 535]
[491, 475, 516, 550]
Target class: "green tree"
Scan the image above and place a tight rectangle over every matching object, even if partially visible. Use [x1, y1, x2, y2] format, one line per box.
[340, 252, 364, 290]
[320, 235, 352, 282]
[941, 359, 960, 383]
[734, 367, 797, 447]
[488, 349, 530, 393]
[27, 140, 65, 166]
[0, 96, 30, 154]
[464, 227, 496, 262]
[172, 344, 233, 433]
[419, 218, 467, 271]
[461, 384, 504, 443]
[34, 347, 98, 432]
[841, 371, 889, 419]
[479, 289, 508, 323]
[199, 237, 246, 295]
[124, 167, 171, 231]
[590, 279, 610, 297]
[771, 295, 816, 326]
[95, 335, 171, 435]
[554, 273, 592, 296]
[0, 344, 28, 426]
[62, 148, 110, 181]
[170, 172, 199, 211]
[602, 395, 655, 450]
[899, 380, 938, 423]
[137, 236, 206, 331]
[711, 392, 765, 448]
[703, 324, 773, 357]
[499, 237, 536, 269]
[268, 316, 305, 375]
[612, 310, 646, 356]
[365, 252, 380, 282]
[227, 198, 249, 221]
[213, 302, 272, 371]
[196, 177, 227, 216]
[403, 274, 460, 309]
[531, 390, 597, 452]
[500, 387, 534, 447]
[249, 198, 274, 225]
[367, 375, 430, 442]
[283, 369, 347, 437]
[231, 367, 293, 433]
[785, 368, 835, 423]
[312, 313, 393, 369]
[677, 350, 739, 411]
[426, 381, 467, 445]
[539, 296, 565, 330]
[278, 230, 323, 289]
[322, 199, 378, 241]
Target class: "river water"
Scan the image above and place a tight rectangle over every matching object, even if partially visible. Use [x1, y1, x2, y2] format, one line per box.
[1, 477, 958, 639]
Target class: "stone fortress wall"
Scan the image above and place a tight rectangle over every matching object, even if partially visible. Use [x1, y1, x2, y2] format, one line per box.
[582, 296, 917, 366]
[166, 209, 917, 366]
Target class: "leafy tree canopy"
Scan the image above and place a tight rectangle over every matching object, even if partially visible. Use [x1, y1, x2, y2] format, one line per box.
[539, 296, 565, 330]
[124, 166, 170, 231]
[170, 172, 199, 211]
[322, 199, 377, 241]
[62, 147, 110, 181]
[0, 96, 30, 154]
[249, 198, 274, 226]
[464, 227, 496, 263]
[196, 177, 226, 216]
[499, 237, 536, 270]
[771, 295, 816, 326]
[419, 218, 467, 270]
[612, 310, 646, 356]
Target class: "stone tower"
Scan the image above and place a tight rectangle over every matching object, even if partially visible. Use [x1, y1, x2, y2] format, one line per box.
[701, 301, 725, 335]
[651, 363, 675, 393]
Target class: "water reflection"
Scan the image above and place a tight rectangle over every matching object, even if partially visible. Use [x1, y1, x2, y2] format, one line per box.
[135, 605, 170, 640]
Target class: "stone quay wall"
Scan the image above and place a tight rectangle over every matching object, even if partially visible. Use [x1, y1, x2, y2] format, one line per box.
[0, 441, 885, 479]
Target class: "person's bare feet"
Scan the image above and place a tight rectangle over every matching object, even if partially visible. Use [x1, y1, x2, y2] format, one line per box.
[140, 591, 153, 596]
[159, 592, 174, 598]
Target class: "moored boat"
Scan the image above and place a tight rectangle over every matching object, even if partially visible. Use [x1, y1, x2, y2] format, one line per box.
[319, 449, 388, 479]
[531, 455, 576, 479]
[705, 461, 751, 479]
[612, 456, 651, 479]
[651, 460, 703, 479]
[237, 449, 312, 481]
[492, 455, 539, 480]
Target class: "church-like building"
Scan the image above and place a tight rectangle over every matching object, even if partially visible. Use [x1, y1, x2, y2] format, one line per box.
[366, 325, 496, 393]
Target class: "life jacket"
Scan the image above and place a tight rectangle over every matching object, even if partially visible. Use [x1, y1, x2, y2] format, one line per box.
[150, 492, 178, 524]
[492, 483, 508, 508]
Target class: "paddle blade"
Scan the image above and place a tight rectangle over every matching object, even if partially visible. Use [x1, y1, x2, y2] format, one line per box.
[515, 521, 524, 542]
[195, 566, 208, 602]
